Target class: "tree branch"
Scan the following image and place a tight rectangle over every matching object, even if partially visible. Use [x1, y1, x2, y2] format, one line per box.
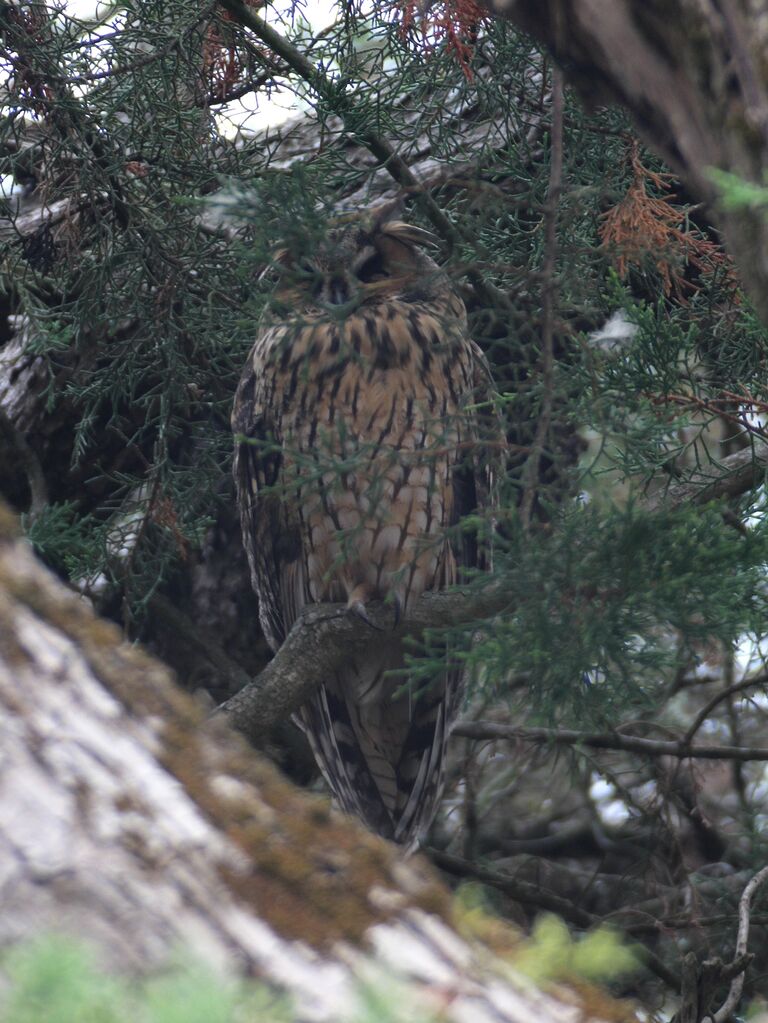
[711, 865, 768, 1023]
[216, 583, 512, 744]
[681, 674, 768, 748]
[451, 720, 768, 762]
[643, 444, 768, 513]
[520, 67, 562, 530]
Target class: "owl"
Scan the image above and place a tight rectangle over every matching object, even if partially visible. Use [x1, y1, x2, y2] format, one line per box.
[232, 206, 500, 845]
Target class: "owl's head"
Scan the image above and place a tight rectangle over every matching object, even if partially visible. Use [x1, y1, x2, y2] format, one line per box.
[269, 206, 447, 310]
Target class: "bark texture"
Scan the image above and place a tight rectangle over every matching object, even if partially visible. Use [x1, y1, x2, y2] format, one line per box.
[490, 0, 768, 321]
[0, 503, 625, 1023]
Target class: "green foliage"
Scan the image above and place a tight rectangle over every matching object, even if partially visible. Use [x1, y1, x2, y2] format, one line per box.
[0, 936, 462, 1023]
[353, 974, 439, 1023]
[460, 500, 768, 723]
[708, 168, 768, 211]
[515, 915, 638, 985]
[0, 936, 291, 1023]
[24, 502, 104, 580]
[2, 937, 124, 1023]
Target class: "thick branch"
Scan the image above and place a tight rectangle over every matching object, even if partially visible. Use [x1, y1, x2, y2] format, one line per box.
[216, 584, 512, 743]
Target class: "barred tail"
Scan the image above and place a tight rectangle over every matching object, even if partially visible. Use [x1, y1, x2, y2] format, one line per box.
[294, 644, 457, 845]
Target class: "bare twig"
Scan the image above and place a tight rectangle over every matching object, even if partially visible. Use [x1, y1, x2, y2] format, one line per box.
[681, 674, 768, 748]
[711, 865, 768, 1023]
[452, 719, 768, 762]
[707, 863, 768, 1023]
[0, 406, 48, 521]
[519, 66, 563, 530]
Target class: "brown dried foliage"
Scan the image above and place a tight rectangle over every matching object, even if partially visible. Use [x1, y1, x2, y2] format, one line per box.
[5, 4, 56, 114]
[205, 2, 265, 102]
[400, 0, 487, 79]
[600, 142, 738, 301]
[151, 496, 190, 560]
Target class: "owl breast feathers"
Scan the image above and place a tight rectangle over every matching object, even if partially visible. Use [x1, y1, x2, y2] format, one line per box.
[233, 208, 500, 845]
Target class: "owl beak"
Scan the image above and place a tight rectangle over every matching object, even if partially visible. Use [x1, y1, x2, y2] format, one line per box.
[327, 275, 351, 306]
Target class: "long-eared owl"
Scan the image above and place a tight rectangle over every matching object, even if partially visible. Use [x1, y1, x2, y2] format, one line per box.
[232, 205, 499, 845]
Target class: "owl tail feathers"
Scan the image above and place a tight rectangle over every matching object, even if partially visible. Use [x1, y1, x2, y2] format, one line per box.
[294, 674, 450, 846]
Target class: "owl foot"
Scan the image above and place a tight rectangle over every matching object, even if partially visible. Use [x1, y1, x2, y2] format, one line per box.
[347, 599, 383, 631]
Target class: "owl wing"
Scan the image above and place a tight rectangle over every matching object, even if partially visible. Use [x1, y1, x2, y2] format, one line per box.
[232, 337, 307, 653]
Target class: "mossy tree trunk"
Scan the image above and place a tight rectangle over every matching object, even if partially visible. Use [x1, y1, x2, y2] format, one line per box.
[0, 502, 625, 1022]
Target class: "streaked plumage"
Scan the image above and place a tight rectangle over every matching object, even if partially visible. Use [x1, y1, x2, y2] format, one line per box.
[233, 208, 499, 844]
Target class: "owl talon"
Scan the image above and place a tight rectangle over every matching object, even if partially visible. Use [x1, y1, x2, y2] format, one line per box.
[348, 600, 383, 631]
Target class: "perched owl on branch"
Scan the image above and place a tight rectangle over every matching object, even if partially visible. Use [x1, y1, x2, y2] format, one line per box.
[233, 205, 500, 844]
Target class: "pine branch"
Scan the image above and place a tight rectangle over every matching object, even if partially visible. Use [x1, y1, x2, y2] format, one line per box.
[218, 0, 457, 237]
[643, 444, 768, 511]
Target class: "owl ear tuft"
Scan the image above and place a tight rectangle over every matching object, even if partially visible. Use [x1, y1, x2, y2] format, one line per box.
[366, 200, 439, 249]
[258, 246, 291, 283]
[379, 220, 439, 249]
